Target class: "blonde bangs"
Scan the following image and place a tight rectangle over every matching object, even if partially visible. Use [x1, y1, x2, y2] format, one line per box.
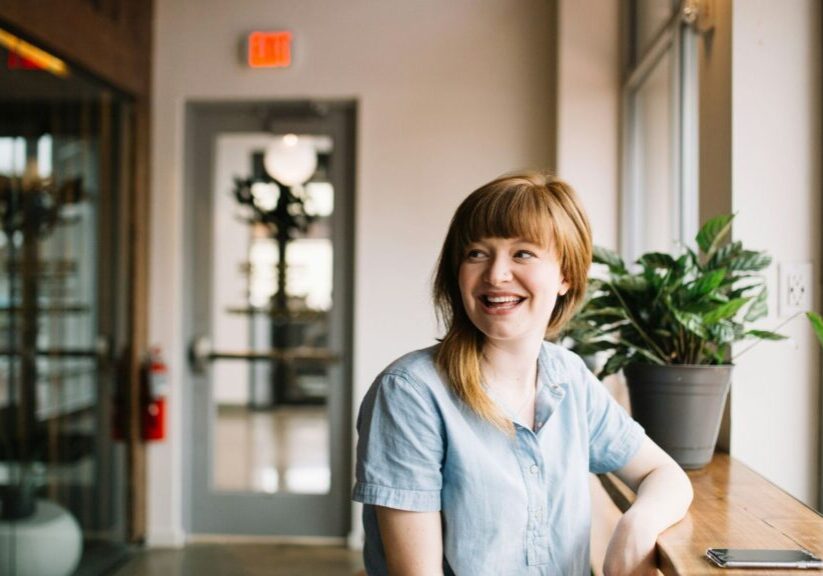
[455, 181, 554, 255]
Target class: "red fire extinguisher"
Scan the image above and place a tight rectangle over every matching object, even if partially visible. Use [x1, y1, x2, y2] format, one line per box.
[142, 347, 169, 441]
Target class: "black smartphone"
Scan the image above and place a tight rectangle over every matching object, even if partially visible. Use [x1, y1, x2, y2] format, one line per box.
[706, 548, 823, 569]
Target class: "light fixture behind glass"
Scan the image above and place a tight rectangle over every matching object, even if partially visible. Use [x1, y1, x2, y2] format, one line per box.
[263, 134, 318, 187]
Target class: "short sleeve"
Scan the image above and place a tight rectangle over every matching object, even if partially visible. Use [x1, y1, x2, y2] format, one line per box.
[583, 362, 645, 474]
[352, 371, 444, 512]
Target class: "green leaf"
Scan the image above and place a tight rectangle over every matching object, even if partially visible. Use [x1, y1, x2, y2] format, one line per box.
[672, 308, 708, 338]
[588, 278, 608, 292]
[709, 344, 730, 364]
[633, 347, 668, 364]
[685, 269, 727, 299]
[575, 310, 628, 325]
[746, 329, 787, 341]
[744, 287, 768, 322]
[636, 252, 676, 270]
[599, 352, 632, 378]
[675, 251, 697, 273]
[708, 241, 742, 269]
[728, 250, 771, 272]
[680, 298, 724, 315]
[806, 312, 823, 348]
[576, 305, 625, 317]
[729, 280, 765, 300]
[703, 297, 750, 325]
[613, 276, 649, 295]
[571, 339, 618, 355]
[696, 214, 734, 256]
[593, 246, 626, 274]
[710, 321, 737, 344]
[652, 328, 673, 339]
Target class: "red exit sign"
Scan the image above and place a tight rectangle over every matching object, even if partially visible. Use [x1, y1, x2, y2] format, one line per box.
[247, 31, 292, 68]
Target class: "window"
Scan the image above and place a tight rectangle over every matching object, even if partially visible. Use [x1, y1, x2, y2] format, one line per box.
[622, 0, 699, 262]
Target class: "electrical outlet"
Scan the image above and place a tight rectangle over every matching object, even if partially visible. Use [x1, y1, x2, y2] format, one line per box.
[778, 262, 813, 317]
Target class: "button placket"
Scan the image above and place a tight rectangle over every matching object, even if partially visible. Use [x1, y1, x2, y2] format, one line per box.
[516, 431, 551, 567]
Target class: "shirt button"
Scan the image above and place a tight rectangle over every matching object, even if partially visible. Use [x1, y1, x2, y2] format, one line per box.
[529, 464, 539, 475]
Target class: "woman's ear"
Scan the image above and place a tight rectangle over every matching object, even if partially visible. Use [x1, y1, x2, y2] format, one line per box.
[558, 278, 570, 297]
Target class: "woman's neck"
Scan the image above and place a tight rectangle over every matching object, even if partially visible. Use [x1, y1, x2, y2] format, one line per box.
[480, 338, 542, 394]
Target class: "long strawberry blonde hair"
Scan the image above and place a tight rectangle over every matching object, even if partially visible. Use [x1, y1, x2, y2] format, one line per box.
[433, 171, 592, 433]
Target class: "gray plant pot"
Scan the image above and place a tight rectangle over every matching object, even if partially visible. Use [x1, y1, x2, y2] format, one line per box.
[623, 363, 732, 470]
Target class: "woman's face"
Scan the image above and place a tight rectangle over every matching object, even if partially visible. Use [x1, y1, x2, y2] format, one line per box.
[458, 236, 569, 351]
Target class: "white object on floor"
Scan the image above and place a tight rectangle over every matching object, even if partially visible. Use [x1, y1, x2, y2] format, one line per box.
[0, 499, 83, 576]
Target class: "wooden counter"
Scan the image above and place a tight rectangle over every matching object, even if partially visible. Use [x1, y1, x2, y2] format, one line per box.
[600, 453, 823, 575]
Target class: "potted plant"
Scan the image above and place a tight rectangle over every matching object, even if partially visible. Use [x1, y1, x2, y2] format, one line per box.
[568, 214, 788, 469]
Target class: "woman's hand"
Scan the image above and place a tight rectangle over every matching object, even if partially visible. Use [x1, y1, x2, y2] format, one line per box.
[602, 510, 659, 576]
[603, 437, 694, 576]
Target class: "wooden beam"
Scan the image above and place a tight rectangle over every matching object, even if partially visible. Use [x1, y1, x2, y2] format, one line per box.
[0, 0, 152, 96]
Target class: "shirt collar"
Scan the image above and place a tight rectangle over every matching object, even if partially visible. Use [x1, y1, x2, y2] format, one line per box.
[534, 344, 568, 432]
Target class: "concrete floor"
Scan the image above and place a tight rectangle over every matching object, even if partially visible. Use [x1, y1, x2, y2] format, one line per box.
[110, 544, 364, 576]
[109, 408, 360, 575]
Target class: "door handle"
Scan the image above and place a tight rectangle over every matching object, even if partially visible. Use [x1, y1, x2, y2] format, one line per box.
[189, 334, 340, 375]
[189, 335, 213, 374]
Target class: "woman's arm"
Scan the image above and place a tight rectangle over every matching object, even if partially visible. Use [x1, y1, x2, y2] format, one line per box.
[602, 437, 694, 576]
[376, 507, 444, 576]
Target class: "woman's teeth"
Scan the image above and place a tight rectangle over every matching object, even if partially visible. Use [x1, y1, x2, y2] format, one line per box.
[483, 295, 524, 307]
[488, 296, 519, 303]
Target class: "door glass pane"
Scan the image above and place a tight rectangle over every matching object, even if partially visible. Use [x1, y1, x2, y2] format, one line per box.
[633, 50, 676, 255]
[0, 28, 129, 576]
[211, 134, 334, 495]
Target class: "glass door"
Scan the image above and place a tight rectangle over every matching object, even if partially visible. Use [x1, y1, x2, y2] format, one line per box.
[0, 27, 131, 576]
[186, 103, 354, 537]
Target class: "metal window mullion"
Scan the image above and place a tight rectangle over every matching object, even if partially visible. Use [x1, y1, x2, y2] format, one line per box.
[679, 24, 700, 249]
[621, 87, 642, 264]
[670, 21, 683, 252]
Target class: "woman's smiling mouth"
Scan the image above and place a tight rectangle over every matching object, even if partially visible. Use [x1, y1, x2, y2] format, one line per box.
[480, 294, 526, 312]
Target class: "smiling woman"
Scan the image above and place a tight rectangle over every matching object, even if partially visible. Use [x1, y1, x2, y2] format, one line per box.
[352, 171, 693, 576]
[433, 173, 592, 434]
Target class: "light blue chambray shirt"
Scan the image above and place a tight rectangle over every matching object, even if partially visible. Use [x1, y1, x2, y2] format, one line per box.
[352, 342, 645, 576]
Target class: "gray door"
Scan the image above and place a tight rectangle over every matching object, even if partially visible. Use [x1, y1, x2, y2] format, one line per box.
[184, 102, 354, 537]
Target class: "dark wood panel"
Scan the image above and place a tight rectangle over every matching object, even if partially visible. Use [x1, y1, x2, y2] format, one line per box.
[0, 0, 152, 96]
[127, 95, 151, 542]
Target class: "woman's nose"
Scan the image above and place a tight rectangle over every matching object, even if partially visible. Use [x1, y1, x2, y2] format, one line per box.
[484, 255, 512, 284]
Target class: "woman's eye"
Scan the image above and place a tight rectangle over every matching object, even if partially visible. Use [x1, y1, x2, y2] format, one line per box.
[465, 249, 486, 260]
[515, 250, 536, 260]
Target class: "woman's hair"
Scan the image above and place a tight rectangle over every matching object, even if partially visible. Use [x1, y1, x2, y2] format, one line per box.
[432, 171, 592, 432]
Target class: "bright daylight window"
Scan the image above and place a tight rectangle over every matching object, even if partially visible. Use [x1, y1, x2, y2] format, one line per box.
[622, 0, 700, 262]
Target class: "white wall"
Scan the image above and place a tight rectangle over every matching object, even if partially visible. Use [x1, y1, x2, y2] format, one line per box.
[730, 0, 821, 507]
[149, 0, 555, 545]
[556, 0, 620, 249]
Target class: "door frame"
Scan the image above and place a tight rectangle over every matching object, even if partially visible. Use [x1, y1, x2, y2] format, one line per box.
[182, 100, 355, 538]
